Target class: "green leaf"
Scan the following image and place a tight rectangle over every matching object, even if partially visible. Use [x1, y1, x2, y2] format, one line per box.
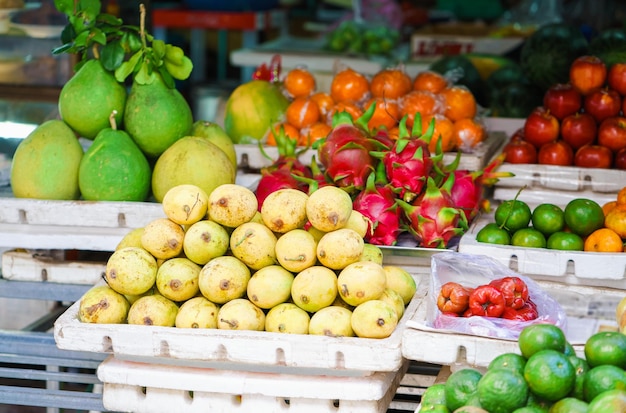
[52, 43, 74, 55]
[73, 30, 90, 48]
[159, 67, 175, 89]
[90, 27, 107, 45]
[80, 0, 102, 22]
[69, 14, 88, 33]
[152, 39, 166, 59]
[135, 61, 155, 85]
[125, 32, 142, 53]
[54, 0, 74, 15]
[100, 40, 125, 71]
[114, 50, 142, 82]
[60, 24, 75, 44]
[96, 13, 123, 26]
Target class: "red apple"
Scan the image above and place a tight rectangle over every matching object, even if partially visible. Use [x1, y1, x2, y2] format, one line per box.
[543, 83, 582, 120]
[537, 140, 574, 166]
[502, 136, 538, 164]
[584, 88, 622, 122]
[598, 116, 626, 152]
[523, 107, 560, 148]
[560, 112, 597, 149]
[608, 62, 626, 96]
[570, 55, 607, 95]
[614, 147, 626, 169]
[574, 144, 613, 168]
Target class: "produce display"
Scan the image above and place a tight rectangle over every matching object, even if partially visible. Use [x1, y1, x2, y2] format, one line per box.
[418, 323, 626, 413]
[475, 188, 626, 253]
[78, 182, 418, 339]
[502, 54, 626, 169]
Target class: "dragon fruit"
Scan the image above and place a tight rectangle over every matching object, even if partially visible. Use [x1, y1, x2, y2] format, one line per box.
[379, 114, 441, 203]
[316, 105, 382, 194]
[352, 171, 403, 246]
[397, 174, 467, 248]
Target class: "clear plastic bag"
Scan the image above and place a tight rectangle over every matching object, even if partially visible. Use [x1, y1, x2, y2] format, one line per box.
[426, 251, 568, 340]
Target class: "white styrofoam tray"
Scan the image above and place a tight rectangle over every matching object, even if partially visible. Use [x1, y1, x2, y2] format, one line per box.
[494, 163, 626, 194]
[402, 277, 621, 368]
[1, 249, 106, 284]
[458, 215, 626, 288]
[235, 130, 509, 172]
[54, 275, 427, 375]
[97, 356, 409, 413]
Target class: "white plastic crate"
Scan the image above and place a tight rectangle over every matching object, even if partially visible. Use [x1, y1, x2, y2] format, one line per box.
[458, 215, 626, 288]
[54, 274, 427, 375]
[492, 186, 615, 210]
[402, 277, 620, 368]
[97, 356, 409, 413]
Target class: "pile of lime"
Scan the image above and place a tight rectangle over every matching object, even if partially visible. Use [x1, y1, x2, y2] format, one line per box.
[419, 324, 626, 412]
[476, 198, 605, 251]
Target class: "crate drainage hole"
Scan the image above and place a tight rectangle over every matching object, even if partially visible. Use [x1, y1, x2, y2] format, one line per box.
[102, 336, 113, 353]
[40, 268, 48, 281]
[159, 340, 171, 357]
[334, 351, 346, 369]
[117, 212, 127, 227]
[275, 347, 286, 365]
[18, 209, 27, 224]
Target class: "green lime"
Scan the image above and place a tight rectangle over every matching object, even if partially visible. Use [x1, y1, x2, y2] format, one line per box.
[531, 203, 565, 236]
[582, 364, 626, 402]
[420, 404, 450, 412]
[476, 223, 511, 245]
[584, 331, 626, 369]
[564, 341, 577, 357]
[587, 389, 626, 413]
[568, 355, 590, 400]
[495, 200, 532, 233]
[488, 352, 527, 376]
[525, 392, 553, 412]
[563, 198, 605, 237]
[421, 383, 447, 407]
[523, 349, 576, 401]
[451, 406, 488, 413]
[477, 368, 528, 413]
[444, 368, 483, 412]
[511, 228, 547, 248]
[511, 407, 546, 413]
[519, 324, 567, 359]
[548, 397, 589, 413]
[546, 231, 584, 251]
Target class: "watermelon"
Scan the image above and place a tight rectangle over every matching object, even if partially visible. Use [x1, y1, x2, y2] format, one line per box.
[223, 80, 289, 144]
[589, 28, 626, 68]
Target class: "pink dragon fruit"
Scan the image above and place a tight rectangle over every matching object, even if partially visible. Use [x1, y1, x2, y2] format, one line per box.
[397, 174, 467, 248]
[379, 114, 442, 203]
[353, 172, 403, 246]
[316, 105, 383, 194]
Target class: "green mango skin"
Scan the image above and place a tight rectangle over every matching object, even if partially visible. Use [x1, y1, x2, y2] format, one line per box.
[59, 60, 127, 140]
[124, 73, 193, 159]
[78, 128, 152, 202]
[11, 119, 83, 200]
[189, 120, 237, 170]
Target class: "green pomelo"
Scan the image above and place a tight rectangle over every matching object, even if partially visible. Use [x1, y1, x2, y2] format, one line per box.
[151, 136, 236, 202]
[223, 80, 289, 143]
[189, 120, 237, 169]
[58, 59, 127, 139]
[11, 119, 83, 200]
[124, 72, 193, 158]
[78, 123, 151, 201]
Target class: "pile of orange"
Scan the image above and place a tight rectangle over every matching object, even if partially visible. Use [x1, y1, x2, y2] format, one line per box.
[269, 65, 487, 153]
[595, 187, 626, 252]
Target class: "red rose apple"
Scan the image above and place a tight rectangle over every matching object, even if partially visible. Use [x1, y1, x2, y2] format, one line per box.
[598, 116, 626, 152]
[614, 147, 626, 169]
[537, 140, 574, 166]
[543, 83, 582, 120]
[608, 62, 626, 96]
[523, 107, 560, 148]
[574, 144, 613, 168]
[560, 112, 597, 149]
[584, 88, 622, 122]
[502, 135, 538, 164]
[570, 55, 607, 95]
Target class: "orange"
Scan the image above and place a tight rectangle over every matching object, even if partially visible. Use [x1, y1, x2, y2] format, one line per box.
[298, 122, 331, 147]
[387, 125, 400, 141]
[413, 70, 449, 94]
[587, 389, 626, 413]
[370, 68, 412, 99]
[365, 97, 400, 131]
[420, 114, 455, 153]
[582, 364, 626, 403]
[477, 368, 528, 413]
[618, 187, 626, 205]
[286, 96, 320, 129]
[419, 383, 447, 409]
[440, 86, 477, 122]
[532, 203, 565, 236]
[310, 92, 334, 117]
[444, 368, 483, 411]
[584, 331, 626, 368]
[265, 122, 300, 146]
[518, 323, 567, 359]
[605, 204, 626, 238]
[487, 352, 526, 376]
[549, 398, 589, 413]
[603, 200, 618, 216]
[399, 90, 442, 128]
[328, 100, 363, 123]
[523, 349, 576, 401]
[584, 228, 623, 252]
[495, 199, 532, 233]
[453, 117, 486, 151]
[330, 67, 370, 104]
[283, 67, 316, 98]
[563, 198, 605, 237]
